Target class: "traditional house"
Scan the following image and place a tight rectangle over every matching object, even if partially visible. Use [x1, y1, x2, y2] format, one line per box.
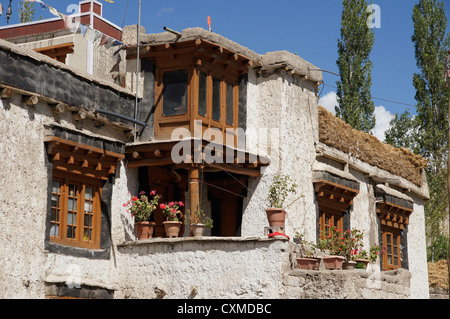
[0, 2, 430, 299]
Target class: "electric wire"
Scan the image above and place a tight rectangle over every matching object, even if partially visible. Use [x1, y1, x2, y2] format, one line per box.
[311, 67, 417, 108]
[322, 83, 417, 107]
[120, 0, 130, 28]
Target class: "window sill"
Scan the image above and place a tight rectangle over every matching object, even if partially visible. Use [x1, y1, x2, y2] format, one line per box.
[45, 241, 110, 259]
[117, 236, 289, 248]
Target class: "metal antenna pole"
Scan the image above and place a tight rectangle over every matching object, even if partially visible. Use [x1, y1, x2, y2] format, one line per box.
[134, 0, 141, 142]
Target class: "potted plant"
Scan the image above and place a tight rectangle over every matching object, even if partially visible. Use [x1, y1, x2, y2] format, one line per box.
[265, 175, 298, 227]
[355, 245, 380, 269]
[185, 205, 213, 237]
[317, 226, 363, 270]
[160, 201, 184, 238]
[294, 233, 321, 270]
[124, 190, 160, 240]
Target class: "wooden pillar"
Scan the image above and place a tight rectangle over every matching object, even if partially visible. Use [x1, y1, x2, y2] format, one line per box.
[189, 167, 200, 224]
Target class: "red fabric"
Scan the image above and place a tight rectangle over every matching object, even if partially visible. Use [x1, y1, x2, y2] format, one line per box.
[268, 232, 289, 239]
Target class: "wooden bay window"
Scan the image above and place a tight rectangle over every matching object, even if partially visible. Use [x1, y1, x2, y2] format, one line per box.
[144, 39, 247, 146]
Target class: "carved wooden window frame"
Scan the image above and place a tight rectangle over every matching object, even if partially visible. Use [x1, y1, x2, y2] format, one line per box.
[45, 136, 124, 249]
[377, 201, 412, 271]
[314, 180, 359, 239]
[50, 173, 102, 249]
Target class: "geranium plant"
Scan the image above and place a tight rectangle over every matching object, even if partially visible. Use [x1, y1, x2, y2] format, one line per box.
[124, 190, 160, 222]
[318, 226, 364, 261]
[266, 174, 298, 208]
[160, 201, 184, 221]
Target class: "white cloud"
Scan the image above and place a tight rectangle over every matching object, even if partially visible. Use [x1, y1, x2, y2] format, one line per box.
[372, 105, 394, 142]
[318, 91, 338, 115]
[157, 7, 174, 17]
[318, 91, 393, 142]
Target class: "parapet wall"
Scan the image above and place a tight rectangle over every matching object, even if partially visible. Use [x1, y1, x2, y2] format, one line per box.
[115, 238, 412, 299]
[283, 267, 411, 299]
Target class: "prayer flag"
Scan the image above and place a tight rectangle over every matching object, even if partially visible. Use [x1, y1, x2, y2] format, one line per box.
[80, 24, 88, 37]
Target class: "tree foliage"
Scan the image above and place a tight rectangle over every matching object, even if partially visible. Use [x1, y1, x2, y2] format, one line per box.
[385, 0, 450, 259]
[336, 0, 376, 133]
[18, 0, 35, 23]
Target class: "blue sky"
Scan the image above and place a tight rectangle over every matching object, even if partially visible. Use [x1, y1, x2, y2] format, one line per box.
[1, 0, 450, 140]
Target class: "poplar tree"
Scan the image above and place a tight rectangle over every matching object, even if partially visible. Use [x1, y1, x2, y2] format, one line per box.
[412, 0, 450, 262]
[335, 0, 375, 133]
[18, 0, 35, 23]
[385, 0, 450, 261]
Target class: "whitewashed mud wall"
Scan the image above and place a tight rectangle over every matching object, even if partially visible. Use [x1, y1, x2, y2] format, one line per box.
[0, 93, 133, 298]
[242, 68, 319, 241]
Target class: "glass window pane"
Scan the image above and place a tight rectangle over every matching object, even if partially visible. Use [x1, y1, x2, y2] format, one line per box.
[83, 229, 91, 241]
[226, 82, 234, 125]
[51, 195, 60, 209]
[198, 72, 207, 116]
[67, 226, 76, 239]
[212, 77, 221, 121]
[68, 198, 77, 211]
[163, 70, 188, 116]
[85, 187, 93, 200]
[84, 215, 91, 227]
[50, 225, 59, 237]
[69, 184, 77, 197]
[52, 181, 60, 194]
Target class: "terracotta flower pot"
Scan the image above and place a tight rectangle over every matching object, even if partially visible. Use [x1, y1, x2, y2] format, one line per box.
[355, 258, 370, 270]
[191, 223, 206, 237]
[134, 221, 156, 240]
[163, 221, 182, 238]
[265, 208, 286, 227]
[296, 257, 320, 270]
[322, 256, 345, 270]
[343, 260, 357, 270]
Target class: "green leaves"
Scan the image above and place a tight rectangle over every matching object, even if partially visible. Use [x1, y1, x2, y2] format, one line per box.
[266, 175, 298, 209]
[386, 0, 450, 259]
[19, 0, 36, 23]
[336, 0, 376, 133]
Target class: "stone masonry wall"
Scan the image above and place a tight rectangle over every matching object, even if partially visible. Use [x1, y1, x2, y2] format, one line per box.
[283, 267, 411, 299]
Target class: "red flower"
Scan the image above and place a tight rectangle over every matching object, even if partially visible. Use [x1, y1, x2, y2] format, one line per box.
[132, 196, 138, 201]
[150, 190, 156, 196]
[179, 201, 184, 207]
[160, 203, 166, 209]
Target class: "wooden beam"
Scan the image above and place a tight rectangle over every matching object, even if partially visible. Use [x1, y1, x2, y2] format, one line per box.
[74, 110, 88, 121]
[24, 95, 39, 106]
[52, 103, 66, 114]
[208, 163, 261, 177]
[127, 158, 174, 168]
[190, 168, 200, 225]
[0, 88, 13, 99]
